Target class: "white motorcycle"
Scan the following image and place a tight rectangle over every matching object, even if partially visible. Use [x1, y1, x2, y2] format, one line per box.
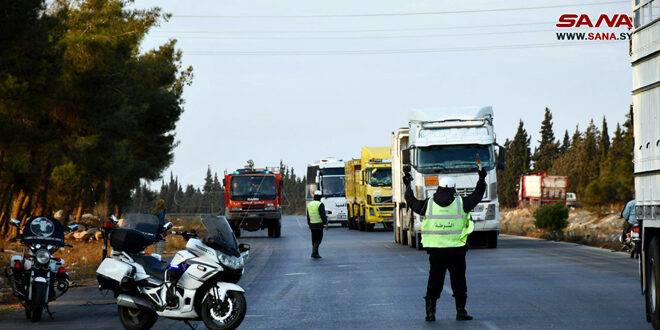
[96, 214, 250, 330]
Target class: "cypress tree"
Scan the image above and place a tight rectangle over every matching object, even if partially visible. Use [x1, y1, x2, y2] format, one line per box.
[533, 108, 558, 173]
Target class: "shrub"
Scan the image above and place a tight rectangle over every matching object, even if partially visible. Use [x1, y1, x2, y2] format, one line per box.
[534, 202, 569, 232]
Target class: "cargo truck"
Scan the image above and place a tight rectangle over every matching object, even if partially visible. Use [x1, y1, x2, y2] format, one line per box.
[305, 158, 348, 226]
[392, 106, 505, 249]
[518, 173, 568, 207]
[345, 147, 395, 231]
[223, 161, 282, 238]
[631, 2, 660, 327]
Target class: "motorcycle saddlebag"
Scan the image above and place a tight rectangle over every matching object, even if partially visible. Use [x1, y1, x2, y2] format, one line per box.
[96, 258, 134, 291]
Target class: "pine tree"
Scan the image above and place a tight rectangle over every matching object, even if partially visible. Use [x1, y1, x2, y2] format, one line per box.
[498, 121, 531, 207]
[533, 108, 558, 173]
[559, 130, 570, 155]
[600, 117, 610, 162]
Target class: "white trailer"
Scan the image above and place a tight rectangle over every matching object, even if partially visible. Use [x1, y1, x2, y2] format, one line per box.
[631, 1, 660, 327]
[306, 158, 348, 225]
[391, 107, 505, 249]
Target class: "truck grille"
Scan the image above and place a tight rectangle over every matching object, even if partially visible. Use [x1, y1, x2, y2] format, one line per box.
[374, 196, 392, 203]
[378, 206, 394, 213]
[456, 188, 474, 197]
[242, 205, 264, 211]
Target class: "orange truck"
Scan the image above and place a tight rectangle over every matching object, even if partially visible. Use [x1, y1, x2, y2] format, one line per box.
[224, 161, 282, 238]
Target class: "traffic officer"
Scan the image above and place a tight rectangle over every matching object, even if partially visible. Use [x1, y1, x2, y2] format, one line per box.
[306, 190, 329, 259]
[403, 168, 486, 322]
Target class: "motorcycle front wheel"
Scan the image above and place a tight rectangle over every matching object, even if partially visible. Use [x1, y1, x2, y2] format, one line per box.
[118, 305, 158, 330]
[201, 290, 247, 330]
[30, 282, 46, 322]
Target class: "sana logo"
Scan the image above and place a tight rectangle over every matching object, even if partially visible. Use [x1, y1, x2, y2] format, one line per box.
[30, 217, 55, 237]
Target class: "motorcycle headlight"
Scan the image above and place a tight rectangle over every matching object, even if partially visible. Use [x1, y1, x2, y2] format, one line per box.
[36, 249, 50, 264]
[218, 253, 244, 270]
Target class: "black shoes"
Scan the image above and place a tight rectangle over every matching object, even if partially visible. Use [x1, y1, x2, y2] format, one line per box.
[311, 243, 322, 259]
[456, 309, 473, 321]
[424, 297, 436, 322]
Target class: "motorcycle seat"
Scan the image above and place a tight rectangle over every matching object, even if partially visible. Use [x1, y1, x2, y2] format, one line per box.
[130, 254, 167, 280]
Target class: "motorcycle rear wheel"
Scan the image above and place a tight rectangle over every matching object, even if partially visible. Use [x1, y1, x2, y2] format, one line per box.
[118, 305, 158, 330]
[201, 290, 246, 330]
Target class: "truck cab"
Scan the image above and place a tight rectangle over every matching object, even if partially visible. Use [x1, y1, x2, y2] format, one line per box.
[394, 106, 505, 248]
[224, 162, 282, 238]
[306, 158, 348, 226]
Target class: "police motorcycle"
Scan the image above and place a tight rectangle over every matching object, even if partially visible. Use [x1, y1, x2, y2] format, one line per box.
[5, 216, 78, 322]
[96, 213, 250, 330]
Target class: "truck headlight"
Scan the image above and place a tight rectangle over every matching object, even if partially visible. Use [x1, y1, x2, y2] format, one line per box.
[485, 204, 496, 220]
[369, 208, 375, 216]
[231, 207, 242, 211]
[219, 253, 244, 270]
[265, 203, 275, 211]
[36, 249, 50, 264]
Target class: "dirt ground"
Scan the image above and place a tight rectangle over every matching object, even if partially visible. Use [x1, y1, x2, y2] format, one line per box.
[500, 207, 626, 249]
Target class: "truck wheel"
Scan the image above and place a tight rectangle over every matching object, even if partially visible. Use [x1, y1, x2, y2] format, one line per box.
[647, 237, 660, 328]
[358, 216, 365, 231]
[487, 231, 499, 249]
[401, 228, 408, 246]
[366, 223, 374, 232]
[267, 223, 274, 237]
[273, 219, 281, 238]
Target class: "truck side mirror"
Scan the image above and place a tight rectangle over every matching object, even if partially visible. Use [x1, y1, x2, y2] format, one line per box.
[402, 148, 411, 166]
[222, 178, 226, 186]
[497, 146, 506, 170]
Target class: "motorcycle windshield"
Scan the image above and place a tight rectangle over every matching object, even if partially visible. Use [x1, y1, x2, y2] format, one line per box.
[119, 213, 161, 242]
[22, 216, 65, 247]
[201, 215, 240, 257]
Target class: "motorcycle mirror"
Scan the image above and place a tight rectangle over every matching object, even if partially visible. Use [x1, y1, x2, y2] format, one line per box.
[110, 214, 119, 224]
[67, 224, 79, 232]
[10, 219, 20, 228]
[239, 243, 251, 252]
[163, 222, 173, 231]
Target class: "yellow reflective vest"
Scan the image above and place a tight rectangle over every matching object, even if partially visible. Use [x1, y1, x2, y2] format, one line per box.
[421, 196, 474, 248]
[307, 201, 323, 224]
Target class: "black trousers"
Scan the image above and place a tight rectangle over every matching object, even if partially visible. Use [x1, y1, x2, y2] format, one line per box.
[426, 250, 468, 311]
[310, 228, 324, 244]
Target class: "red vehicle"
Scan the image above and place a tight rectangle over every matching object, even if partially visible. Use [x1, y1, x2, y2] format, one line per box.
[224, 161, 282, 238]
[518, 173, 568, 207]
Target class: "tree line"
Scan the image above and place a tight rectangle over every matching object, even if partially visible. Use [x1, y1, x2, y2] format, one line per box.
[497, 107, 634, 210]
[0, 0, 192, 233]
[127, 161, 308, 216]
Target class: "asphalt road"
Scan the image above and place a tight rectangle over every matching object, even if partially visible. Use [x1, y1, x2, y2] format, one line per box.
[0, 215, 649, 329]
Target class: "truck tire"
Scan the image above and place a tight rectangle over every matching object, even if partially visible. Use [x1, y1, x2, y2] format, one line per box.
[273, 219, 281, 238]
[487, 231, 499, 249]
[358, 215, 366, 231]
[267, 224, 274, 237]
[647, 237, 660, 329]
[401, 228, 408, 246]
[366, 223, 374, 232]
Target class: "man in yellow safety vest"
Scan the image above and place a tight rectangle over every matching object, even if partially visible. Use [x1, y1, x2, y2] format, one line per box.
[306, 190, 329, 259]
[403, 168, 486, 322]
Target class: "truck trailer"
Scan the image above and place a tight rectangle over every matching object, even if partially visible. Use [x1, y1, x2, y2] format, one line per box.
[518, 173, 568, 207]
[344, 147, 395, 231]
[392, 106, 505, 249]
[631, 1, 660, 327]
[223, 161, 282, 238]
[305, 158, 348, 226]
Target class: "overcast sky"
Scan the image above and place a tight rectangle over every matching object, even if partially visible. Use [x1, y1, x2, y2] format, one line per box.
[132, 0, 632, 188]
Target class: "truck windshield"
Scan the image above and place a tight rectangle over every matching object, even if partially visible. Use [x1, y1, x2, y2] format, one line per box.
[367, 168, 392, 186]
[230, 175, 277, 200]
[321, 176, 345, 197]
[417, 145, 493, 173]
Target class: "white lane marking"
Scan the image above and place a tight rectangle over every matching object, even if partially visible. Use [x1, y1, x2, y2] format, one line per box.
[337, 265, 350, 268]
[284, 272, 307, 276]
[245, 315, 266, 318]
[416, 266, 426, 273]
[331, 280, 341, 284]
[368, 303, 394, 306]
[295, 217, 305, 229]
[482, 321, 501, 330]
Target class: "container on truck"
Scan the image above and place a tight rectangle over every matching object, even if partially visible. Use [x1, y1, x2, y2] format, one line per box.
[306, 158, 348, 226]
[345, 147, 394, 231]
[392, 106, 505, 249]
[517, 173, 568, 207]
[223, 161, 282, 238]
[631, 2, 660, 326]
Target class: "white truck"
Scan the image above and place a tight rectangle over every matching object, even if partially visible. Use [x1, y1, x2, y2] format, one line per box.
[392, 106, 505, 249]
[305, 158, 348, 226]
[631, 1, 660, 327]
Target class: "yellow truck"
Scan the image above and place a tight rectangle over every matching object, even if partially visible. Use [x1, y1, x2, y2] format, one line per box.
[345, 147, 394, 231]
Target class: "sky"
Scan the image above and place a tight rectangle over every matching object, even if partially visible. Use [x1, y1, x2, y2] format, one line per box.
[131, 0, 633, 189]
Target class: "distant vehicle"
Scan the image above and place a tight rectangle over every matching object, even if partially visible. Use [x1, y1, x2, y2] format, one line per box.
[392, 106, 505, 249]
[6, 217, 78, 322]
[306, 158, 348, 226]
[631, 1, 660, 326]
[344, 147, 395, 231]
[566, 192, 579, 207]
[223, 161, 282, 238]
[518, 173, 568, 207]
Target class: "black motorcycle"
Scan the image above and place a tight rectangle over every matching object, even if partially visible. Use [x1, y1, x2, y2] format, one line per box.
[5, 216, 77, 322]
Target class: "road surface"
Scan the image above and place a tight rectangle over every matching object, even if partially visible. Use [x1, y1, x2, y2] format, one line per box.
[0, 215, 648, 329]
